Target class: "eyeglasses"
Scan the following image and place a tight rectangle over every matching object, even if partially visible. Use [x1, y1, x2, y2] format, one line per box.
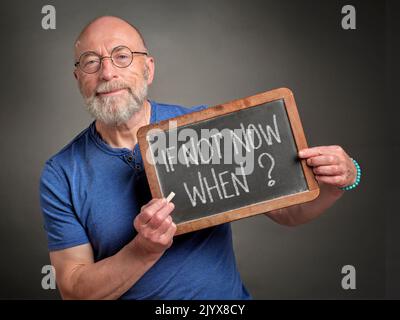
[74, 45, 148, 74]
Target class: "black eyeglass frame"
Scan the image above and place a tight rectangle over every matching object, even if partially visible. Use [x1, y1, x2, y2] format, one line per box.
[74, 45, 148, 74]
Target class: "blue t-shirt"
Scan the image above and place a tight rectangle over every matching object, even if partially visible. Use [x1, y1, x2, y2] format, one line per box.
[40, 100, 250, 300]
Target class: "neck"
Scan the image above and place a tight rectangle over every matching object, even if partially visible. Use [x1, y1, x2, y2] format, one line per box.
[95, 100, 151, 150]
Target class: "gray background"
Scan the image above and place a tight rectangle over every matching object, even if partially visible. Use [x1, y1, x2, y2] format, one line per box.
[0, 0, 396, 299]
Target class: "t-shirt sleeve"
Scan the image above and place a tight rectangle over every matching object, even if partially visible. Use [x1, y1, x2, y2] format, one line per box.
[39, 160, 90, 251]
[191, 104, 208, 112]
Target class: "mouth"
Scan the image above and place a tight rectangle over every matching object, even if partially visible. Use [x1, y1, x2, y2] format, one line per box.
[96, 88, 127, 97]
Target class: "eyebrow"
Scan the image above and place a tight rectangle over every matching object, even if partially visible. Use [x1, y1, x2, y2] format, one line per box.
[77, 45, 147, 58]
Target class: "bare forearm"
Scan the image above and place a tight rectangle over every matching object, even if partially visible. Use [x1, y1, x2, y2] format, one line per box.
[64, 238, 161, 300]
[267, 183, 344, 226]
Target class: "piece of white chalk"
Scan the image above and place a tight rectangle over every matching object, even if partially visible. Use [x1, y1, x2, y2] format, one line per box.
[166, 192, 175, 203]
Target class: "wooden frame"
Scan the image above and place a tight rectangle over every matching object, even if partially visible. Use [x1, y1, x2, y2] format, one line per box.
[138, 88, 320, 235]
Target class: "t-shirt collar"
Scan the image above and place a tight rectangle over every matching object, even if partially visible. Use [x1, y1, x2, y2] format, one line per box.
[89, 100, 157, 156]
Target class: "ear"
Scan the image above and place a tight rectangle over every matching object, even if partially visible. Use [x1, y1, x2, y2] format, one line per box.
[73, 70, 78, 80]
[145, 56, 155, 85]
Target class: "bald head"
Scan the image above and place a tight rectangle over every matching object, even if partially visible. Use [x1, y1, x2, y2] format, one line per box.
[74, 16, 147, 60]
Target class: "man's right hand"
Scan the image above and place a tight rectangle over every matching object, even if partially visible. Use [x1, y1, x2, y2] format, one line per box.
[133, 198, 176, 256]
[49, 198, 176, 299]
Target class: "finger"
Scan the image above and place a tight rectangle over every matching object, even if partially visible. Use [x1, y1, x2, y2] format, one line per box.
[140, 198, 161, 211]
[306, 155, 339, 167]
[298, 146, 343, 158]
[137, 199, 168, 225]
[155, 215, 173, 235]
[160, 222, 177, 239]
[154, 223, 177, 249]
[312, 165, 343, 176]
[315, 175, 346, 187]
[146, 202, 175, 230]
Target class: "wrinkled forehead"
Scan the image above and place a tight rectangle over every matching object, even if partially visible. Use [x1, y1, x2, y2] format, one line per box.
[74, 25, 145, 59]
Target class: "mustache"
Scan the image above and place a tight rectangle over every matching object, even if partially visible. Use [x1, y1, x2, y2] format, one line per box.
[95, 81, 130, 95]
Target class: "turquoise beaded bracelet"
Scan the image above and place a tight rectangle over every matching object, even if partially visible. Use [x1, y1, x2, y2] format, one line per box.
[340, 158, 361, 191]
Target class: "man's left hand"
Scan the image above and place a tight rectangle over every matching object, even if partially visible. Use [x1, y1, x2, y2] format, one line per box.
[298, 146, 356, 189]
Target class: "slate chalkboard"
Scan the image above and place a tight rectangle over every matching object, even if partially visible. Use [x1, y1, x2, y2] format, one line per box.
[138, 88, 319, 235]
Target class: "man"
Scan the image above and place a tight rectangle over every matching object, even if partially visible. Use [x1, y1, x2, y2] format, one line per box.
[40, 16, 358, 299]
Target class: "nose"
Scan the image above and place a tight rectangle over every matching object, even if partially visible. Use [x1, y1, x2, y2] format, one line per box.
[99, 57, 118, 81]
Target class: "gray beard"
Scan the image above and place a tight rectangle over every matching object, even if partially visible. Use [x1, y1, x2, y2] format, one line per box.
[82, 70, 149, 126]
[85, 84, 147, 126]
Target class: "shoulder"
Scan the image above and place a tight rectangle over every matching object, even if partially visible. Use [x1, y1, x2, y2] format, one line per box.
[41, 124, 93, 180]
[150, 101, 208, 122]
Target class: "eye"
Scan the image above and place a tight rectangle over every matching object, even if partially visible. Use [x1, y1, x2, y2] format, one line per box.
[81, 54, 100, 68]
[84, 59, 98, 66]
[114, 52, 131, 62]
[112, 50, 132, 66]
[115, 54, 129, 60]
